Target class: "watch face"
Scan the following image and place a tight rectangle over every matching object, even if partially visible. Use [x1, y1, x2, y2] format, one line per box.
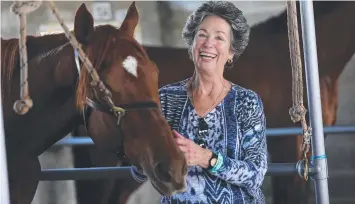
[210, 158, 217, 166]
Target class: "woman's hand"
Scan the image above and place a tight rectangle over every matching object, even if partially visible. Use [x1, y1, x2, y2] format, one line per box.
[173, 130, 212, 168]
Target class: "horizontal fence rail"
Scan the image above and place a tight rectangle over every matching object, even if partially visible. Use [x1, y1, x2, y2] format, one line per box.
[54, 125, 355, 146]
[40, 163, 298, 181]
[38, 125, 354, 181]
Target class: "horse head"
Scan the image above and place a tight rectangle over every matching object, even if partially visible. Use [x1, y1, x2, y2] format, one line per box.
[73, 2, 187, 195]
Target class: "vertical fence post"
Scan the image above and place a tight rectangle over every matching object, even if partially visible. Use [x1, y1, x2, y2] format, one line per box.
[299, 1, 330, 204]
[0, 103, 10, 204]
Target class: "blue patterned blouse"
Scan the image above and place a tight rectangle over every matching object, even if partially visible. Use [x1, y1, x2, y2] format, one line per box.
[131, 78, 268, 204]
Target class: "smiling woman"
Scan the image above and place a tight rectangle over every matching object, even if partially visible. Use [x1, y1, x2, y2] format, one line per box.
[130, 1, 268, 204]
[191, 15, 234, 79]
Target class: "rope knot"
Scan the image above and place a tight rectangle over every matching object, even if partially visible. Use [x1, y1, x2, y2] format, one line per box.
[13, 98, 33, 115]
[10, 1, 42, 15]
[289, 104, 307, 123]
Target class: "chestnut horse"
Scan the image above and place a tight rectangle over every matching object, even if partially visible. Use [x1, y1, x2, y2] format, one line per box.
[1, 2, 187, 204]
[72, 1, 355, 204]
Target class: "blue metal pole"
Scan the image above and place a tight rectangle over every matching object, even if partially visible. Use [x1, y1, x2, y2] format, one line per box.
[53, 125, 355, 146]
[39, 163, 303, 180]
[299, 1, 330, 204]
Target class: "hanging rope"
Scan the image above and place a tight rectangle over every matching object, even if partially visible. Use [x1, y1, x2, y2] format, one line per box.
[10, 0, 42, 115]
[44, 1, 101, 86]
[44, 1, 117, 111]
[286, 0, 312, 181]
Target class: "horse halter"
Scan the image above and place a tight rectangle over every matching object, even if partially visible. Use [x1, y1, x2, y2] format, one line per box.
[83, 97, 158, 163]
[74, 50, 159, 162]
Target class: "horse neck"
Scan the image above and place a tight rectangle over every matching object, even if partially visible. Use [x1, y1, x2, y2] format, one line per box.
[10, 41, 80, 107]
[313, 2, 355, 78]
[37, 42, 80, 88]
[25, 33, 69, 61]
[241, 2, 355, 78]
[4, 42, 83, 155]
[1, 33, 69, 98]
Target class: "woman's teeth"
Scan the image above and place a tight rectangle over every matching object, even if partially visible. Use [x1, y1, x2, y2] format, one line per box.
[200, 52, 217, 59]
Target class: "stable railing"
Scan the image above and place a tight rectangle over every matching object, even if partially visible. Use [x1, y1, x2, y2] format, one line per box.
[40, 163, 300, 181]
[40, 125, 355, 181]
[53, 125, 355, 146]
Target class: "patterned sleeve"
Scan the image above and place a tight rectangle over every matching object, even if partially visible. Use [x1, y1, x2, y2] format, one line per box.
[210, 91, 268, 190]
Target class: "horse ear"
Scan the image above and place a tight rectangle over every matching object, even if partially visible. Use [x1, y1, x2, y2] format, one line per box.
[74, 3, 94, 45]
[119, 1, 139, 37]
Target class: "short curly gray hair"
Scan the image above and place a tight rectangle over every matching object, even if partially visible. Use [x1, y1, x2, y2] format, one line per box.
[182, 1, 250, 69]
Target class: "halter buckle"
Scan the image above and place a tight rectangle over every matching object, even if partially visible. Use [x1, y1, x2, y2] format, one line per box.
[111, 106, 125, 125]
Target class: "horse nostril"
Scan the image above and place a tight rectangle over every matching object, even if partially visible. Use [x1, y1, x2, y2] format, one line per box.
[154, 162, 172, 182]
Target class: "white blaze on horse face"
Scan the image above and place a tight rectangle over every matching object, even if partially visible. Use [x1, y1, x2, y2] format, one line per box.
[123, 56, 138, 77]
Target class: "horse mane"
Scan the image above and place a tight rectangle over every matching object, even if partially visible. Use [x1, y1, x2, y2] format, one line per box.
[251, 1, 344, 36]
[75, 25, 120, 110]
[1, 38, 19, 100]
[1, 32, 68, 100]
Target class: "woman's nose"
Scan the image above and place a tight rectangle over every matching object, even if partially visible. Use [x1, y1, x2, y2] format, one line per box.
[202, 37, 214, 48]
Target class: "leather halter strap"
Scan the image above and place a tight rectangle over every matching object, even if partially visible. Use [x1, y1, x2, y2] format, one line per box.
[85, 98, 159, 116]
[83, 98, 159, 163]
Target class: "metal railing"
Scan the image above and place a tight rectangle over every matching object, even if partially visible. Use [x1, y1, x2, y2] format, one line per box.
[40, 163, 299, 181]
[39, 124, 355, 182]
[53, 125, 355, 146]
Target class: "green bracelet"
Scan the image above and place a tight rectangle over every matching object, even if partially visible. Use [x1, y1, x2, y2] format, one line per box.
[210, 153, 223, 173]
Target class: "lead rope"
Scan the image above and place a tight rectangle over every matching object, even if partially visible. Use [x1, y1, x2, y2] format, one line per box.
[10, 1, 125, 118]
[286, 0, 312, 181]
[10, 1, 42, 115]
[44, 1, 125, 118]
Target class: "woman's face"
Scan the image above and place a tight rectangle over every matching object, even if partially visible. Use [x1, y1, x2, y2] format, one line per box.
[192, 15, 234, 73]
